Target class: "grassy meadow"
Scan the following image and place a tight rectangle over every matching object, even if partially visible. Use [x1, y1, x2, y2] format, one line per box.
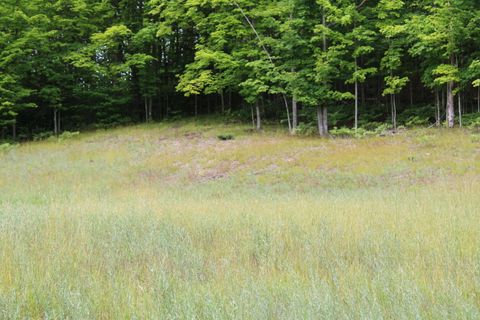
[0, 121, 479, 319]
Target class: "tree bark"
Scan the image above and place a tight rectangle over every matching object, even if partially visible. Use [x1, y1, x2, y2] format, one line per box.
[446, 82, 455, 128]
[317, 106, 324, 136]
[255, 101, 261, 130]
[317, 105, 328, 137]
[220, 91, 225, 114]
[149, 97, 153, 121]
[322, 105, 328, 135]
[54, 109, 58, 136]
[478, 87, 480, 113]
[292, 97, 298, 131]
[355, 80, 359, 131]
[318, 7, 328, 137]
[392, 94, 397, 133]
[144, 97, 148, 122]
[458, 93, 462, 128]
[435, 89, 440, 126]
[251, 105, 255, 129]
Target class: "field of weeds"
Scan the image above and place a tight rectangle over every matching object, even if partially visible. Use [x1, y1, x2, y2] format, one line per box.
[0, 121, 479, 319]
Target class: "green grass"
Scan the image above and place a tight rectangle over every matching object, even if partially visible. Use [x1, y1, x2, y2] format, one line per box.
[0, 121, 479, 319]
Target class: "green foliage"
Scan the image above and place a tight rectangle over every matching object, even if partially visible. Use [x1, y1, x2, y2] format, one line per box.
[0, 143, 16, 152]
[58, 131, 80, 141]
[1, 0, 480, 137]
[217, 134, 235, 141]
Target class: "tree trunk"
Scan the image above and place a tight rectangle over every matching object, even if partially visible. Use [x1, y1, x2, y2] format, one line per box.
[355, 79, 359, 131]
[392, 94, 397, 133]
[441, 87, 445, 115]
[361, 83, 366, 105]
[478, 87, 480, 113]
[220, 91, 225, 114]
[58, 110, 61, 133]
[322, 105, 328, 135]
[194, 95, 198, 117]
[144, 97, 148, 122]
[458, 93, 462, 128]
[12, 122, 16, 140]
[446, 82, 455, 128]
[292, 97, 298, 131]
[54, 109, 58, 136]
[319, 7, 328, 137]
[317, 106, 324, 136]
[255, 101, 261, 130]
[149, 97, 153, 121]
[251, 105, 255, 129]
[166, 93, 170, 118]
[317, 105, 328, 137]
[435, 89, 440, 126]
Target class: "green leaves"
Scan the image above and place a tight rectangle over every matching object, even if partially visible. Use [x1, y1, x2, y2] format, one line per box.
[383, 75, 409, 95]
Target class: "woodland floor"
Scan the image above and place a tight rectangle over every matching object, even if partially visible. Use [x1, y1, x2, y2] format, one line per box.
[0, 120, 479, 319]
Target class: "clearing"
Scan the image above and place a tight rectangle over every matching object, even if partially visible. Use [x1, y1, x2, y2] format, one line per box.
[0, 121, 479, 319]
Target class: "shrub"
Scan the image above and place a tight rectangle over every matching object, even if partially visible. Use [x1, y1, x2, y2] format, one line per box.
[217, 134, 234, 141]
[0, 143, 16, 152]
[58, 131, 80, 141]
[33, 131, 54, 141]
[295, 122, 317, 136]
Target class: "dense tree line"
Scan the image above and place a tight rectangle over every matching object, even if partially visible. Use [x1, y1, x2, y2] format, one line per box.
[1, 0, 479, 139]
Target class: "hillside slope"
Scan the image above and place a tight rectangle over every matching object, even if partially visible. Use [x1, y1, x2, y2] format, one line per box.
[0, 123, 479, 318]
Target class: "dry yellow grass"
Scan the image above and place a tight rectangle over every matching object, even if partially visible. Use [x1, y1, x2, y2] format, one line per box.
[0, 121, 479, 319]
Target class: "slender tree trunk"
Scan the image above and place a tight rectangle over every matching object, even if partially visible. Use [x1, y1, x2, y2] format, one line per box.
[255, 100, 261, 130]
[392, 94, 397, 133]
[458, 93, 462, 128]
[446, 82, 455, 128]
[322, 105, 328, 135]
[158, 94, 163, 120]
[435, 89, 440, 126]
[12, 122, 16, 140]
[251, 105, 255, 129]
[317, 105, 328, 137]
[477, 87, 480, 113]
[317, 106, 324, 136]
[194, 95, 198, 117]
[144, 97, 148, 122]
[150, 98, 153, 121]
[361, 83, 366, 105]
[292, 97, 298, 131]
[281, 95, 292, 134]
[441, 87, 445, 116]
[447, 55, 456, 128]
[317, 7, 328, 137]
[166, 93, 170, 118]
[54, 109, 58, 136]
[220, 91, 225, 114]
[355, 84, 359, 132]
[354, 57, 359, 131]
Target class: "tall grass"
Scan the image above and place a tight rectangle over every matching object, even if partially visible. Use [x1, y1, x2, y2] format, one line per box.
[0, 123, 479, 319]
